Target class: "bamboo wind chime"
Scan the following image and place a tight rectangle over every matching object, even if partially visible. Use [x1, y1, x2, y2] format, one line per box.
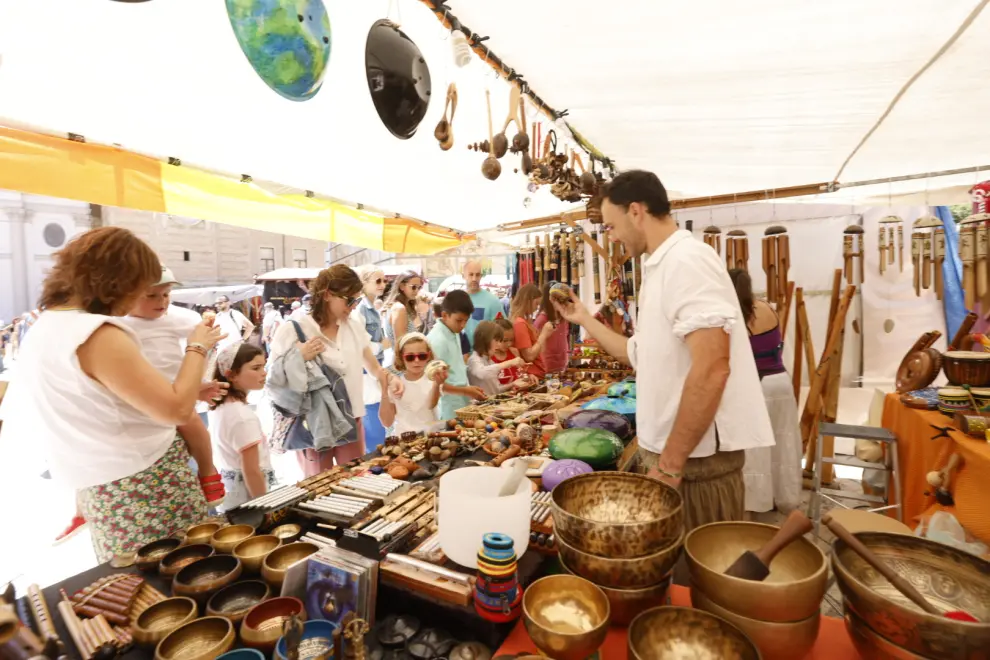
[703, 226, 722, 255]
[842, 225, 865, 285]
[725, 230, 748, 271]
[878, 215, 904, 275]
[959, 213, 990, 311]
[762, 226, 789, 305]
[591, 230, 602, 303]
[911, 215, 943, 298]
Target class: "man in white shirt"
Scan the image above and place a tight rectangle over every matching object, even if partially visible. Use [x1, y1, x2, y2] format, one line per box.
[289, 294, 312, 321]
[261, 302, 281, 355]
[554, 170, 774, 530]
[214, 295, 254, 350]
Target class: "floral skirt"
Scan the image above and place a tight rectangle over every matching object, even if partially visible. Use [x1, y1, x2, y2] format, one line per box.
[219, 467, 279, 511]
[79, 435, 209, 563]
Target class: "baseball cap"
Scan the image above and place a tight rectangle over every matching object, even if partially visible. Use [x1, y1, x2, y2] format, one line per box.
[291, 301, 302, 310]
[157, 266, 180, 286]
[302, 294, 313, 304]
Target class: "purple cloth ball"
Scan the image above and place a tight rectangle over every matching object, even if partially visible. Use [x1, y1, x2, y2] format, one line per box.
[542, 459, 594, 491]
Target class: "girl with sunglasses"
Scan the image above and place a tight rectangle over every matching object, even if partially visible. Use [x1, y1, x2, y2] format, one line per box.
[378, 332, 444, 435]
[383, 270, 425, 354]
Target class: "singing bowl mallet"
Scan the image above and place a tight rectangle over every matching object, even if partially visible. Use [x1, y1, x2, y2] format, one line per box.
[723, 510, 813, 581]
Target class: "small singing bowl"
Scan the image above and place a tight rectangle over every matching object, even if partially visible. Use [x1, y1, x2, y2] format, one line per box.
[242, 597, 307, 652]
[551, 472, 683, 559]
[184, 522, 223, 546]
[558, 553, 671, 626]
[261, 542, 320, 590]
[132, 597, 199, 648]
[843, 602, 927, 660]
[691, 584, 819, 660]
[217, 650, 267, 660]
[206, 580, 270, 625]
[155, 616, 235, 660]
[172, 555, 243, 604]
[628, 606, 759, 660]
[136, 538, 182, 573]
[234, 535, 281, 575]
[556, 529, 682, 589]
[274, 619, 338, 660]
[210, 524, 255, 554]
[522, 575, 610, 660]
[832, 531, 990, 658]
[271, 524, 303, 544]
[160, 543, 216, 582]
[685, 521, 827, 622]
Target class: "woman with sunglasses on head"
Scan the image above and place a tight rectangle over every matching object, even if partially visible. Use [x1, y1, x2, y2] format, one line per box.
[267, 264, 403, 476]
[352, 266, 390, 450]
[383, 271, 425, 354]
[378, 333, 444, 435]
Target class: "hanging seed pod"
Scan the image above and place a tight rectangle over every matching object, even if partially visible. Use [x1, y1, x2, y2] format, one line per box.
[482, 90, 501, 181]
[511, 94, 530, 154]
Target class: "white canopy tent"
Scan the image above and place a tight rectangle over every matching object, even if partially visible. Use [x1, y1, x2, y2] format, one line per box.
[0, 0, 987, 235]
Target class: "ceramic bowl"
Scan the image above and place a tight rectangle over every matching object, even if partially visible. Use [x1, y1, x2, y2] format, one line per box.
[234, 535, 281, 575]
[522, 575, 610, 660]
[131, 597, 198, 648]
[172, 555, 243, 604]
[210, 524, 255, 554]
[184, 522, 223, 546]
[628, 606, 759, 660]
[274, 619, 338, 660]
[556, 529, 682, 589]
[550, 472, 682, 558]
[833, 531, 990, 658]
[155, 616, 235, 660]
[843, 601, 927, 659]
[691, 584, 819, 660]
[261, 542, 320, 590]
[136, 538, 182, 573]
[558, 553, 671, 626]
[942, 351, 990, 387]
[205, 580, 270, 625]
[241, 597, 307, 653]
[160, 544, 215, 582]
[271, 524, 303, 544]
[685, 521, 827, 622]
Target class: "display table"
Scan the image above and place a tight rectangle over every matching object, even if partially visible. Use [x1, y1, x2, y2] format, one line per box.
[881, 393, 990, 545]
[494, 585, 858, 659]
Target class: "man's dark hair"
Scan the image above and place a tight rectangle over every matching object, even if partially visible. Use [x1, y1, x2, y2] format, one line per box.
[601, 170, 671, 217]
[442, 289, 474, 316]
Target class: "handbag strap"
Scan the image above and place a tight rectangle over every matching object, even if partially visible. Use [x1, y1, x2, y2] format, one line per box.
[290, 320, 308, 343]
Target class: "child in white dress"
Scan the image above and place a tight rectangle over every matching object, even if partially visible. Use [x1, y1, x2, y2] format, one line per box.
[467, 321, 530, 396]
[379, 333, 443, 435]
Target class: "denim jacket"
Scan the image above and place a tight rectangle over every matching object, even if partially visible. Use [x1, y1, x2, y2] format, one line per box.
[355, 298, 385, 363]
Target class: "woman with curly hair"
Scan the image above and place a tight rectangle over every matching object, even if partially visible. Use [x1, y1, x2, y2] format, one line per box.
[9, 227, 224, 562]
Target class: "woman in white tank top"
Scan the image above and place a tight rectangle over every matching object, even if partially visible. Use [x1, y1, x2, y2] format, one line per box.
[8, 227, 226, 563]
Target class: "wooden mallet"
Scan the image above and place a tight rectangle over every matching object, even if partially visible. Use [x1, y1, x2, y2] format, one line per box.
[724, 510, 814, 581]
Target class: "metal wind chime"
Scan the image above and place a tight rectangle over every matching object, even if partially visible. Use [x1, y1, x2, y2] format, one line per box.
[877, 215, 904, 275]
[762, 226, 790, 304]
[842, 225, 865, 286]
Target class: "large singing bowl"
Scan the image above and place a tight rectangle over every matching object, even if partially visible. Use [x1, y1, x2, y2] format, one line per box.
[628, 606, 759, 660]
[685, 521, 827, 622]
[832, 531, 990, 659]
[556, 530, 682, 589]
[261, 542, 320, 590]
[691, 584, 819, 660]
[844, 602, 927, 660]
[522, 575, 610, 660]
[551, 472, 682, 559]
[155, 617, 235, 660]
[558, 553, 671, 626]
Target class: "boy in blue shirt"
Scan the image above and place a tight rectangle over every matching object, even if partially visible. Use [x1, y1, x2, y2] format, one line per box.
[427, 290, 487, 419]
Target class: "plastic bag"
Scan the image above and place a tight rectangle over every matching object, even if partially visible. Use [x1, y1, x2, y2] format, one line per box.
[915, 511, 989, 558]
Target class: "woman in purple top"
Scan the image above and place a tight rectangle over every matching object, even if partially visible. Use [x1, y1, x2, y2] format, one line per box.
[729, 269, 801, 515]
[534, 283, 570, 374]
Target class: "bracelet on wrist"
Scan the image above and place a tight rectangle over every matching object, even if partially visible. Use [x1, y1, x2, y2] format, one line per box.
[185, 346, 206, 357]
[187, 342, 209, 353]
[655, 466, 682, 479]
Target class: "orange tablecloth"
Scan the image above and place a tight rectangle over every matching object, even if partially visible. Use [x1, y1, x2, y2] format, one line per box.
[494, 585, 860, 659]
[882, 393, 990, 545]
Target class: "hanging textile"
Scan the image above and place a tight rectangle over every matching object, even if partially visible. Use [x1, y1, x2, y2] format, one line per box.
[937, 205, 967, 339]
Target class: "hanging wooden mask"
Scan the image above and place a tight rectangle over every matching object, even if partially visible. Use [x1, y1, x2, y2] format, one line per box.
[762, 226, 789, 305]
[365, 20, 432, 139]
[703, 226, 722, 254]
[911, 215, 941, 298]
[842, 225, 865, 285]
[725, 230, 748, 271]
[878, 215, 904, 275]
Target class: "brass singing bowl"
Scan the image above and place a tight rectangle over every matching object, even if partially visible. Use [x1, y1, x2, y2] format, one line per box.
[691, 584, 819, 660]
[155, 616, 235, 660]
[172, 555, 243, 605]
[628, 606, 760, 660]
[558, 553, 671, 626]
[522, 575, 610, 660]
[132, 597, 199, 648]
[551, 472, 683, 558]
[210, 524, 255, 554]
[685, 521, 827, 622]
[556, 529, 682, 589]
[206, 580, 270, 625]
[832, 531, 990, 658]
[184, 522, 223, 546]
[261, 542, 320, 590]
[843, 601, 927, 660]
[234, 535, 281, 575]
[160, 543, 216, 582]
[241, 597, 306, 652]
[136, 538, 182, 573]
[271, 524, 302, 544]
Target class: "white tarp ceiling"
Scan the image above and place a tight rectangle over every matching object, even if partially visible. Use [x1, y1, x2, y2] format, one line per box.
[0, 0, 987, 235]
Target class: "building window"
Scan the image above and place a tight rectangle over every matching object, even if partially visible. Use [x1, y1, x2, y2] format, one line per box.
[183, 251, 191, 262]
[260, 246, 275, 272]
[292, 249, 308, 268]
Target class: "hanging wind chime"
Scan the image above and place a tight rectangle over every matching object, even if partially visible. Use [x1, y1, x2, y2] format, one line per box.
[703, 225, 722, 254]
[842, 225, 865, 286]
[877, 215, 904, 275]
[725, 230, 748, 271]
[762, 226, 789, 305]
[911, 215, 942, 298]
[959, 212, 990, 310]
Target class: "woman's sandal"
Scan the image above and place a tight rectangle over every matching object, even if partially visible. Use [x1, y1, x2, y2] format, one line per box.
[199, 474, 226, 507]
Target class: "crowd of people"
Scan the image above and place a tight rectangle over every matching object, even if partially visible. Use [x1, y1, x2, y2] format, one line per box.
[4, 168, 803, 564]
